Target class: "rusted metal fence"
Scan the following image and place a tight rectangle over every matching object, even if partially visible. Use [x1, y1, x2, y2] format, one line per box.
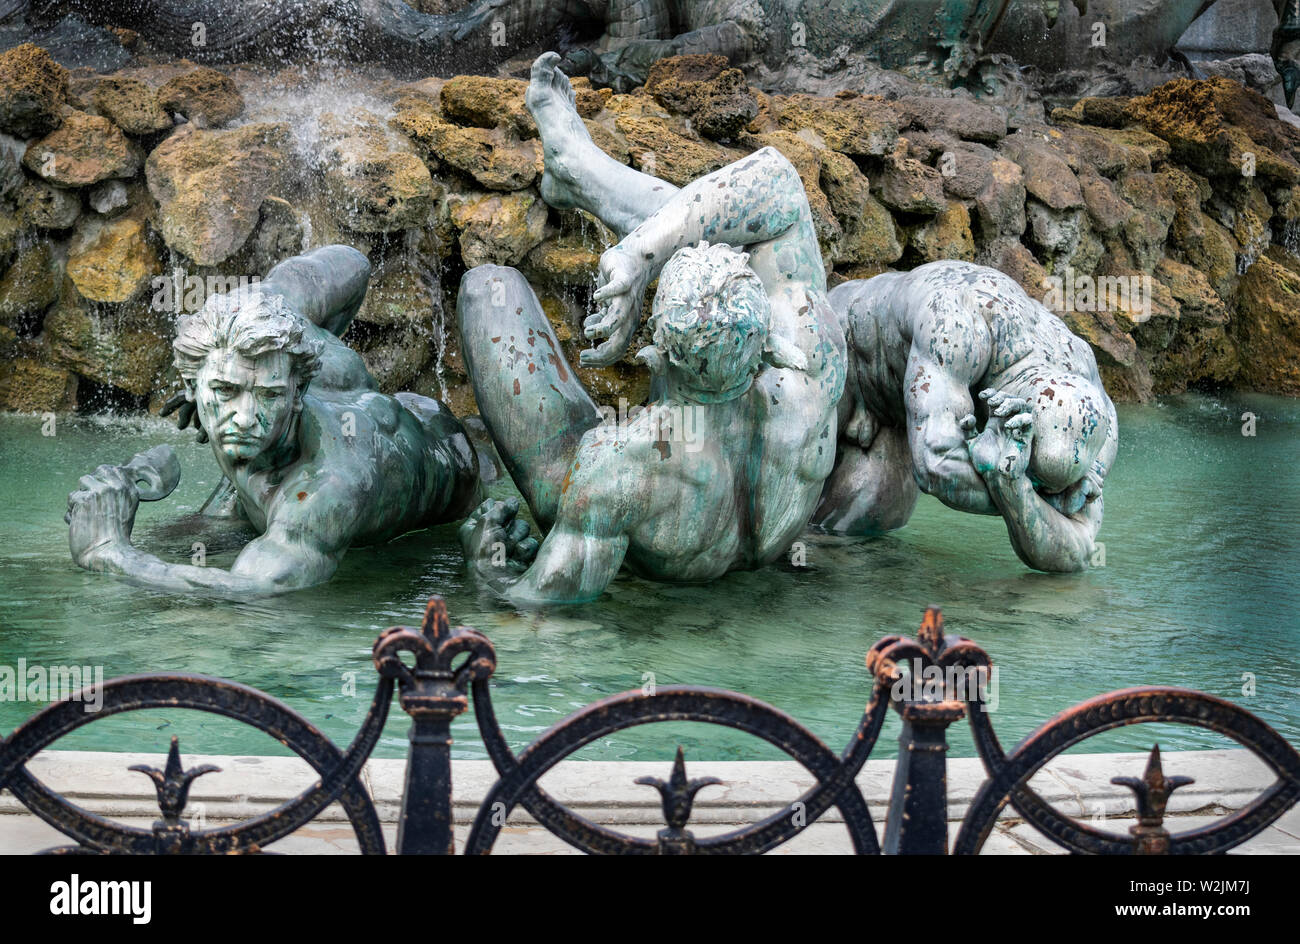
[1, 598, 1296, 854]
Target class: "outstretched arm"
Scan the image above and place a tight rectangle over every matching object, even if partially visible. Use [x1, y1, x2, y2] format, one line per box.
[68, 466, 347, 595]
[582, 146, 809, 365]
[460, 497, 629, 606]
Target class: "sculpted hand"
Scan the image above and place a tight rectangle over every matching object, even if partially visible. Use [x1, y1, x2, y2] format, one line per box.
[459, 498, 540, 573]
[584, 245, 650, 367]
[160, 391, 207, 444]
[968, 411, 1033, 481]
[66, 465, 140, 569]
[980, 388, 1030, 422]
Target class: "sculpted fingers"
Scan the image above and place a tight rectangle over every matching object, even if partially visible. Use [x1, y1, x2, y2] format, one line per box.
[506, 518, 530, 545]
[580, 338, 621, 368]
[581, 314, 637, 367]
[486, 497, 520, 527]
[592, 276, 632, 303]
[514, 537, 539, 564]
[1005, 413, 1034, 442]
[959, 414, 979, 440]
[584, 305, 620, 340]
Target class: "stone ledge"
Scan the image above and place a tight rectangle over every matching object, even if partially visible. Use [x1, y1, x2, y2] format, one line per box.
[0, 747, 1281, 823]
[2, 748, 1295, 854]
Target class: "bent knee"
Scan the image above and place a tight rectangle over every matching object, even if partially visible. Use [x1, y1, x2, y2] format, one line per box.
[458, 265, 530, 312]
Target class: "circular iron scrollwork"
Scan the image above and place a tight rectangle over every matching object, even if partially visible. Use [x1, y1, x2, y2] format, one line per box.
[463, 683, 889, 855]
[954, 686, 1300, 854]
[0, 673, 392, 854]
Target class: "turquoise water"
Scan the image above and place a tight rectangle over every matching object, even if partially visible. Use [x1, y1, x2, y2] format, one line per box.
[0, 393, 1296, 765]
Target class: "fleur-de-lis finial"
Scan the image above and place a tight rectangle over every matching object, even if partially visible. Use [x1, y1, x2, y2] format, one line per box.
[917, 606, 945, 657]
[128, 737, 220, 826]
[636, 746, 722, 834]
[1111, 744, 1195, 853]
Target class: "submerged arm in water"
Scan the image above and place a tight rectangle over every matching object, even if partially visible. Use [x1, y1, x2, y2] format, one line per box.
[67, 455, 345, 596]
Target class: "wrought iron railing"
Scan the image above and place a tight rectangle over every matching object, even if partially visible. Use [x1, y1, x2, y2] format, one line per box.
[1, 599, 1297, 854]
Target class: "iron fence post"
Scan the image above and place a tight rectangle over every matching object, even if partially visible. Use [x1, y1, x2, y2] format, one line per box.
[882, 701, 964, 854]
[395, 672, 462, 855]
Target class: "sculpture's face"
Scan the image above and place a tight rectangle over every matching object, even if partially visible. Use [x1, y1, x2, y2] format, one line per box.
[193, 348, 299, 464]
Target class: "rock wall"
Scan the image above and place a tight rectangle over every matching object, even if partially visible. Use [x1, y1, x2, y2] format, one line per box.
[1, 44, 1299, 418]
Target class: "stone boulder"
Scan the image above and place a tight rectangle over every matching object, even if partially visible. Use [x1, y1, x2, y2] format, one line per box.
[244, 196, 307, 275]
[979, 236, 1048, 299]
[875, 141, 945, 215]
[66, 215, 161, 304]
[613, 113, 742, 187]
[440, 76, 537, 138]
[0, 243, 60, 324]
[355, 249, 437, 328]
[91, 76, 173, 136]
[146, 123, 289, 266]
[318, 112, 435, 233]
[933, 139, 994, 200]
[894, 96, 1007, 144]
[1117, 172, 1174, 272]
[0, 357, 77, 412]
[998, 131, 1084, 212]
[0, 43, 68, 138]
[1127, 77, 1300, 184]
[1078, 170, 1133, 237]
[1025, 201, 1085, 262]
[1234, 249, 1300, 395]
[16, 177, 80, 229]
[1050, 124, 1146, 178]
[88, 179, 129, 215]
[973, 157, 1027, 240]
[820, 149, 902, 267]
[393, 96, 541, 192]
[44, 302, 172, 397]
[1155, 257, 1227, 327]
[447, 190, 549, 267]
[523, 235, 603, 289]
[771, 92, 899, 157]
[910, 200, 975, 263]
[359, 333, 432, 391]
[22, 112, 138, 187]
[644, 55, 759, 142]
[157, 68, 245, 129]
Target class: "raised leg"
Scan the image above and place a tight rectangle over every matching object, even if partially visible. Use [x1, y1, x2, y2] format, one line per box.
[457, 265, 601, 529]
[812, 425, 919, 535]
[527, 51, 677, 238]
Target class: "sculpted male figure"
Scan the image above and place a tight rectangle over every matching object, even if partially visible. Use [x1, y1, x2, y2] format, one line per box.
[456, 53, 845, 605]
[814, 261, 1118, 573]
[65, 246, 480, 594]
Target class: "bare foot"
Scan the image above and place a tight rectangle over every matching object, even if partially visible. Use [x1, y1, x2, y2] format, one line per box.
[526, 52, 599, 212]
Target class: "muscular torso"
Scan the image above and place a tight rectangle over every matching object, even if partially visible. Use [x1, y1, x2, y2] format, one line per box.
[225, 327, 472, 550]
[745, 216, 846, 562]
[571, 224, 845, 579]
[837, 261, 1104, 427]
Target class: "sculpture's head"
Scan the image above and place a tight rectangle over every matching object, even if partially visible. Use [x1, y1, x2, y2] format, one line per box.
[1009, 372, 1110, 494]
[173, 291, 324, 464]
[647, 242, 769, 403]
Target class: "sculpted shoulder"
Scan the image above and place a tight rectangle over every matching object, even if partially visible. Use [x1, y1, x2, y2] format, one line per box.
[307, 327, 379, 394]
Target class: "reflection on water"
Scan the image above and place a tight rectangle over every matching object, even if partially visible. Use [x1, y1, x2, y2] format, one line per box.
[0, 393, 1297, 762]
